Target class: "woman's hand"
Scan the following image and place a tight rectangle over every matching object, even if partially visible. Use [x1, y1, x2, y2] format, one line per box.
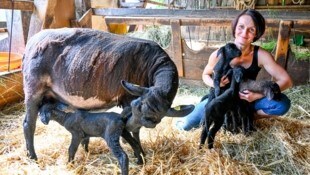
[239, 90, 264, 102]
[220, 76, 230, 87]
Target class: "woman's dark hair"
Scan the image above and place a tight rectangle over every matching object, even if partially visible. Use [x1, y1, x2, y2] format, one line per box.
[231, 9, 266, 42]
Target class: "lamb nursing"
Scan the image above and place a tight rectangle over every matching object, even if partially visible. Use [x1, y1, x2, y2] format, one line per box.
[39, 102, 144, 175]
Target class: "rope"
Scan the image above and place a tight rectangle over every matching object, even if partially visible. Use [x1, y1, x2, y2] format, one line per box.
[292, 0, 303, 4]
[234, 0, 256, 10]
[8, 0, 14, 71]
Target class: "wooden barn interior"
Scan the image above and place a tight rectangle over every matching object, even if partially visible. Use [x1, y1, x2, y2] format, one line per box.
[0, 0, 309, 175]
[0, 0, 309, 107]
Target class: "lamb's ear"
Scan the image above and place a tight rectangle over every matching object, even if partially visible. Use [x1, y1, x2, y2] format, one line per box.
[216, 46, 225, 58]
[121, 80, 149, 96]
[265, 88, 274, 100]
[166, 104, 195, 117]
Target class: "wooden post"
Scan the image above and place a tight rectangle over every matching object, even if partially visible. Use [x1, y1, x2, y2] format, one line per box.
[43, 0, 75, 29]
[170, 19, 184, 77]
[274, 20, 293, 69]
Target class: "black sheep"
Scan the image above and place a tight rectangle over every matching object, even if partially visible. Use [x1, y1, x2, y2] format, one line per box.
[200, 66, 243, 149]
[39, 103, 144, 175]
[213, 43, 242, 97]
[200, 43, 242, 107]
[239, 79, 281, 100]
[224, 70, 282, 135]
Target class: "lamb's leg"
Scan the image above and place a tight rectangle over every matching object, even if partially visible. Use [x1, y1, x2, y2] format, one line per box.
[199, 115, 210, 149]
[207, 119, 224, 149]
[81, 138, 89, 152]
[122, 130, 144, 165]
[68, 135, 82, 162]
[132, 130, 141, 146]
[105, 134, 129, 175]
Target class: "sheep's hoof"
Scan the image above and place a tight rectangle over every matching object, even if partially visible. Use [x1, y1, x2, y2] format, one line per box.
[27, 153, 38, 160]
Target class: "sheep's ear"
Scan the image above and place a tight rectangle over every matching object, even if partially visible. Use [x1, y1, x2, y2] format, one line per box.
[216, 47, 225, 58]
[121, 80, 149, 96]
[265, 88, 274, 100]
[166, 104, 195, 117]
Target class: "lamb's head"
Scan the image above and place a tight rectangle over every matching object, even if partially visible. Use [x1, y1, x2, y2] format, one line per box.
[233, 66, 246, 83]
[263, 81, 281, 100]
[121, 80, 194, 132]
[217, 43, 242, 61]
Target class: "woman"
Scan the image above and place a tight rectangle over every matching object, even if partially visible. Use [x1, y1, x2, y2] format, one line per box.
[176, 9, 293, 131]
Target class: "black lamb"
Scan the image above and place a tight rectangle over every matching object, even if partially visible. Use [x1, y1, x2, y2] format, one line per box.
[200, 43, 241, 105]
[213, 43, 242, 97]
[224, 73, 282, 135]
[199, 66, 243, 149]
[239, 79, 281, 101]
[39, 103, 144, 175]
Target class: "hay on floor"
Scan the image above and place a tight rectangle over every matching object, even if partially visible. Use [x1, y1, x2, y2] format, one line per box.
[0, 84, 309, 175]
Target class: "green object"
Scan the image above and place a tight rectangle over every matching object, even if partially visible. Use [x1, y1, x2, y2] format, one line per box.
[294, 35, 304, 46]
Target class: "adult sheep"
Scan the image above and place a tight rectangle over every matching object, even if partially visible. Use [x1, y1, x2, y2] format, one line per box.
[22, 28, 193, 160]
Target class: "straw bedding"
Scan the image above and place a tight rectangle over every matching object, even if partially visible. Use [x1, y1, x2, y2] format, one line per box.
[0, 84, 309, 175]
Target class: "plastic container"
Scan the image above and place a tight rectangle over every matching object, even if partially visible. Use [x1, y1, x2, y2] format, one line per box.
[0, 52, 22, 71]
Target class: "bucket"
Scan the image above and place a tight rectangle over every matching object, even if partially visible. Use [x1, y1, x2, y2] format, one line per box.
[0, 52, 22, 71]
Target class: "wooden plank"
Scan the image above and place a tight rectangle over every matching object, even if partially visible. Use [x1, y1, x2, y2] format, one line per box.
[182, 39, 216, 80]
[105, 16, 233, 27]
[274, 20, 293, 69]
[71, 8, 92, 28]
[104, 16, 310, 29]
[93, 8, 310, 20]
[0, 0, 34, 11]
[90, 0, 118, 8]
[170, 19, 184, 77]
[43, 0, 75, 29]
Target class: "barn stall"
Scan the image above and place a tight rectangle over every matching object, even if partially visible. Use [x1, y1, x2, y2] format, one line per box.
[0, 0, 309, 174]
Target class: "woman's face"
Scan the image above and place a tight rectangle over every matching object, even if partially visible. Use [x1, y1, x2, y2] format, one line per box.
[234, 15, 257, 47]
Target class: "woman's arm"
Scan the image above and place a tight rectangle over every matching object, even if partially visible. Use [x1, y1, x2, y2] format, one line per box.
[202, 49, 230, 88]
[239, 48, 293, 102]
[257, 48, 293, 91]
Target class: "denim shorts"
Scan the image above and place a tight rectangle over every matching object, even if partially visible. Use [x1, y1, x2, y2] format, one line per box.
[175, 93, 291, 131]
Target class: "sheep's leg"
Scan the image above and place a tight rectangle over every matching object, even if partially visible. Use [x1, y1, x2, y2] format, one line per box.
[199, 116, 210, 149]
[23, 85, 45, 160]
[105, 134, 129, 175]
[68, 135, 82, 162]
[122, 130, 144, 165]
[207, 119, 224, 149]
[132, 130, 141, 146]
[231, 110, 240, 134]
[81, 138, 89, 152]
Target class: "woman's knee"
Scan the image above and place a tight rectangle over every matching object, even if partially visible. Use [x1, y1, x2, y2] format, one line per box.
[254, 94, 291, 116]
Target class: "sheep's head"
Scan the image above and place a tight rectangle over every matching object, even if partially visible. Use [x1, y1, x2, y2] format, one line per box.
[264, 82, 281, 100]
[121, 80, 194, 132]
[233, 66, 246, 83]
[217, 43, 242, 61]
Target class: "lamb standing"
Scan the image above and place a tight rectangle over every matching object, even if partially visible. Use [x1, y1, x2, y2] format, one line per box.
[39, 103, 144, 175]
[200, 66, 244, 149]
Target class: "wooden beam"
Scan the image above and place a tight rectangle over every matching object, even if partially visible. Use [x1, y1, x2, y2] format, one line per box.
[71, 8, 92, 28]
[0, 0, 34, 11]
[104, 16, 310, 30]
[105, 16, 232, 27]
[171, 19, 184, 77]
[274, 20, 293, 69]
[93, 8, 310, 21]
